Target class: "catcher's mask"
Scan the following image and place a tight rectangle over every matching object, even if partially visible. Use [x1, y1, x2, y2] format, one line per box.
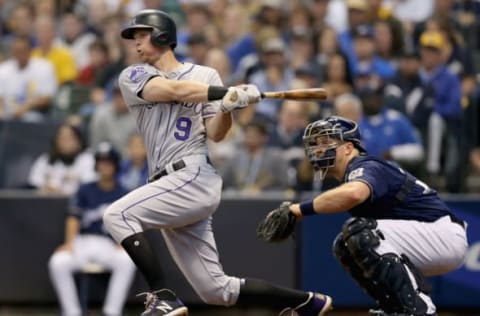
[303, 116, 366, 177]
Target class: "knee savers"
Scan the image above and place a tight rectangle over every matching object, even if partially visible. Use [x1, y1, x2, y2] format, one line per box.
[334, 217, 428, 315]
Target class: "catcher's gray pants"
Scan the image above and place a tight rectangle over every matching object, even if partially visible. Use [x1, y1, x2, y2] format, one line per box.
[103, 156, 241, 306]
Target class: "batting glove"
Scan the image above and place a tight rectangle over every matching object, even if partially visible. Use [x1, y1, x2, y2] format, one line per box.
[238, 84, 261, 104]
[220, 87, 250, 113]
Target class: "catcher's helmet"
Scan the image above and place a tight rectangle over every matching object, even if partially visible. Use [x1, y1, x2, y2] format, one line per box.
[94, 142, 121, 172]
[303, 116, 366, 171]
[121, 9, 177, 49]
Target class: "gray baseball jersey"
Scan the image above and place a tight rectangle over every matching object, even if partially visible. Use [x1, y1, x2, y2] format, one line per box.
[118, 62, 221, 175]
[105, 62, 241, 306]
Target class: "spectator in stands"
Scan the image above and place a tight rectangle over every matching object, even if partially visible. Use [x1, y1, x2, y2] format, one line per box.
[27, 123, 96, 195]
[32, 15, 78, 85]
[76, 40, 111, 87]
[204, 48, 232, 85]
[425, 15, 476, 106]
[100, 14, 124, 67]
[89, 31, 140, 107]
[56, 40, 111, 120]
[268, 100, 310, 186]
[89, 84, 137, 158]
[333, 92, 363, 123]
[368, 0, 405, 55]
[223, 3, 256, 73]
[118, 134, 148, 191]
[2, 2, 35, 52]
[231, 26, 279, 84]
[222, 121, 290, 192]
[0, 35, 57, 122]
[294, 64, 320, 89]
[419, 30, 466, 192]
[315, 26, 340, 82]
[352, 24, 396, 79]
[323, 53, 354, 101]
[249, 37, 294, 122]
[252, 0, 285, 32]
[335, 91, 424, 170]
[289, 28, 319, 73]
[177, 4, 212, 58]
[268, 99, 308, 150]
[309, 0, 331, 34]
[185, 32, 210, 65]
[83, 0, 112, 35]
[48, 142, 135, 316]
[337, 0, 371, 76]
[60, 12, 97, 70]
[374, 20, 403, 70]
[383, 52, 423, 116]
[34, 0, 56, 16]
[287, 4, 314, 35]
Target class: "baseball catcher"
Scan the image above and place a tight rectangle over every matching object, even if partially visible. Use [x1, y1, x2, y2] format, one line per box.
[257, 115, 468, 316]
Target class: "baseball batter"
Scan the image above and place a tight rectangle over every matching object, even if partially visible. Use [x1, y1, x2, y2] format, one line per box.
[275, 116, 468, 316]
[103, 9, 332, 316]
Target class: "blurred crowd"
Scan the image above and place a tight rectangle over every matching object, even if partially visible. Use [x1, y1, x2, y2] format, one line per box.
[1, 0, 480, 195]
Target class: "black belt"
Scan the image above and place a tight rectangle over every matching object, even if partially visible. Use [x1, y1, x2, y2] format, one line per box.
[148, 160, 186, 182]
[449, 214, 466, 229]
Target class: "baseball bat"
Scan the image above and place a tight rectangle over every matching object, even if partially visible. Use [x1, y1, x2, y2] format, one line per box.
[260, 88, 328, 101]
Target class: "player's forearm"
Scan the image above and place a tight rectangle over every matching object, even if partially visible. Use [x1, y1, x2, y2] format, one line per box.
[64, 216, 80, 244]
[291, 182, 370, 216]
[205, 112, 232, 142]
[143, 77, 228, 103]
[312, 184, 367, 213]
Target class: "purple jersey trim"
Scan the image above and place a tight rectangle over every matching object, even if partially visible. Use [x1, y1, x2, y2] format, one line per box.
[177, 64, 195, 80]
[202, 111, 217, 118]
[158, 104, 173, 159]
[120, 167, 201, 234]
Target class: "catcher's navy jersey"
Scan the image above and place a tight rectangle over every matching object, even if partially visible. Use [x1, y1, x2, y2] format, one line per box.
[70, 182, 128, 236]
[345, 155, 451, 222]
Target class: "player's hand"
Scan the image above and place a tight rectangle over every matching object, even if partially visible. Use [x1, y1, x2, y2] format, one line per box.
[13, 105, 30, 119]
[220, 87, 249, 113]
[238, 84, 261, 104]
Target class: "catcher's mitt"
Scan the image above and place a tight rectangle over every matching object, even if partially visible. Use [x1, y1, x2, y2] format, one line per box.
[256, 201, 297, 242]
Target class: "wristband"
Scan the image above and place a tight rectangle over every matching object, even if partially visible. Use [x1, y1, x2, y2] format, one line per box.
[207, 86, 229, 101]
[299, 200, 316, 216]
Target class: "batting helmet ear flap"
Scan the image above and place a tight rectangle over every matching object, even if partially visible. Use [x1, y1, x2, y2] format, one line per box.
[150, 28, 171, 47]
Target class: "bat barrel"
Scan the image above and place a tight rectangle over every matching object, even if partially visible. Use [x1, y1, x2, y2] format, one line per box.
[261, 88, 327, 101]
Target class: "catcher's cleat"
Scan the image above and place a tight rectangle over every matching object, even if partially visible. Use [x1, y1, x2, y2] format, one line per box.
[368, 309, 437, 316]
[138, 289, 188, 316]
[280, 292, 333, 316]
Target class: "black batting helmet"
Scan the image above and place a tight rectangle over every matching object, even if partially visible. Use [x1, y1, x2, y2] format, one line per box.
[121, 9, 177, 49]
[94, 142, 121, 173]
